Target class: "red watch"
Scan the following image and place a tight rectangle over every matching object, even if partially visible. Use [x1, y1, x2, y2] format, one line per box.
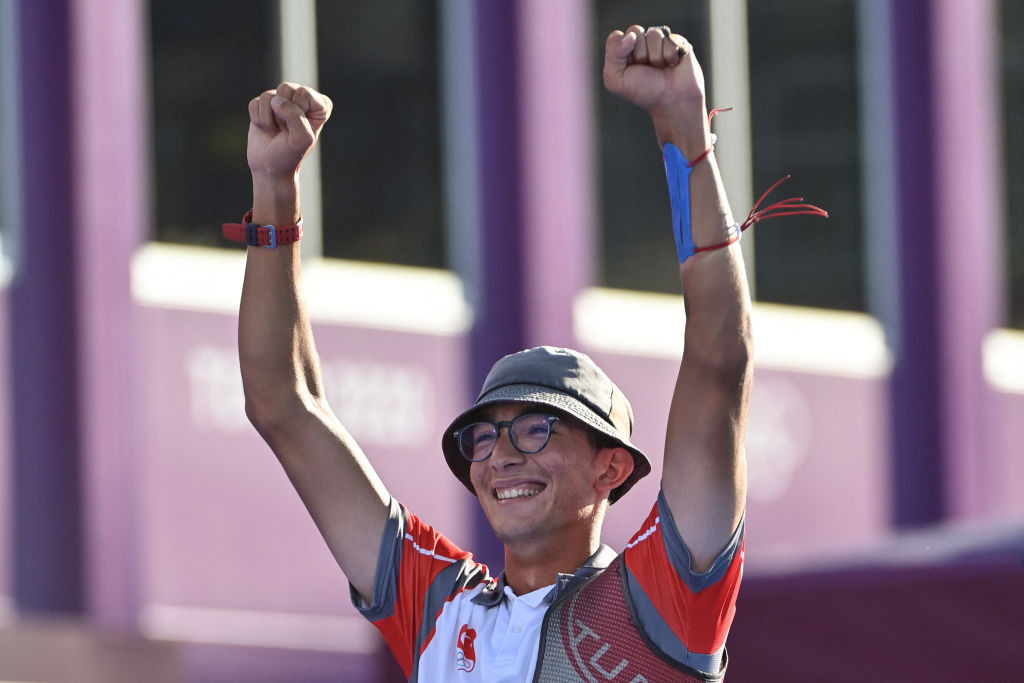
[222, 210, 303, 249]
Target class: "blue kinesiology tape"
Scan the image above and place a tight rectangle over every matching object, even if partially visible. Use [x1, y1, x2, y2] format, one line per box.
[663, 142, 696, 264]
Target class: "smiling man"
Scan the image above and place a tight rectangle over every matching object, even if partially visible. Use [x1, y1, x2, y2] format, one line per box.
[233, 24, 751, 682]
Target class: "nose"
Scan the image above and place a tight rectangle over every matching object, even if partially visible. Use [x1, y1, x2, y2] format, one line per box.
[488, 427, 525, 468]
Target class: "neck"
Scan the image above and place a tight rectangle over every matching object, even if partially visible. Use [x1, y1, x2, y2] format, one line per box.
[502, 533, 601, 595]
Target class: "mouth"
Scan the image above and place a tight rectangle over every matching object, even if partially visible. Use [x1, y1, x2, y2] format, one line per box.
[494, 483, 546, 501]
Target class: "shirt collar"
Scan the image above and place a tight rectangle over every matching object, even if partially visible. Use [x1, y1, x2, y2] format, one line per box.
[471, 544, 617, 608]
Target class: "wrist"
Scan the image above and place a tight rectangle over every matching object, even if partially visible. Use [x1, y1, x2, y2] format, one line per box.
[653, 121, 712, 159]
[251, 173, 301, 225]
[222, 208, 303, 249]
[651, 100, 712, 158]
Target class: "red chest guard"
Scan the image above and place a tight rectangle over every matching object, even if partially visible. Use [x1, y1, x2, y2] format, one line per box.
[533, 556, 726, 682]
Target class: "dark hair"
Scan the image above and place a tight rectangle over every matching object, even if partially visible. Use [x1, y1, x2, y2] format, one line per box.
[549, 407, 621, 452]
[586, 426, 623, 452]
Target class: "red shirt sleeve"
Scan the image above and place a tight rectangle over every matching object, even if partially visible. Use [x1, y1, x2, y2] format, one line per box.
[622, 497, 745, 655]
[368, 504, 489, 677]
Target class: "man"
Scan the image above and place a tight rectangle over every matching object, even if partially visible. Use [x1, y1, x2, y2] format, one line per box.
[233, 24, 750, 681]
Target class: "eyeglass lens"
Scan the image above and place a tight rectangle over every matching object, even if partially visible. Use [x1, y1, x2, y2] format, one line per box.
[457, 413, 556, 462]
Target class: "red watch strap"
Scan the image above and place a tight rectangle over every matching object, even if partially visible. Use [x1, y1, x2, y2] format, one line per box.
[222, 210, 303, 248]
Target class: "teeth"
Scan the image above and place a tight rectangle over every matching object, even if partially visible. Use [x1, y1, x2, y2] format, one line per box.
[496, 486, 542, 500]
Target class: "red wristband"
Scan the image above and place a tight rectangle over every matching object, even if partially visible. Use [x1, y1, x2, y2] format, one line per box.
[222, 210, 303, 249]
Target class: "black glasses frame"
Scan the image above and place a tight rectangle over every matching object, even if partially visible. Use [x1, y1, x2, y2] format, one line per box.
[453, 414, 560, 462]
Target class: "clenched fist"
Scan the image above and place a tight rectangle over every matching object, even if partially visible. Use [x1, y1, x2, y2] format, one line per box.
[247, 82, 333, 182]
[603, 25, 710, 156]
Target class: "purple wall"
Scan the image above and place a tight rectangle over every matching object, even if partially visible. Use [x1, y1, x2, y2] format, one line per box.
[586, 351, 890, 558]
[71, 0, 149, 629]
[135, 303, 474, 674]
[992, 390, 1024, 515]
[932, 0, 1006, 520]
[728, 531, 1024, 680]
[518, 0, 596, 349]
[11, 0, 84, 615]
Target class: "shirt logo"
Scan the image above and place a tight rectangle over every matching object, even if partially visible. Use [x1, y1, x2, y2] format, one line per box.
[455, 623, 477, 673]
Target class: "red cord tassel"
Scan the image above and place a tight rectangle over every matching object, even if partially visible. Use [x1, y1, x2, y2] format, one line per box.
[688, 107, 829, 256]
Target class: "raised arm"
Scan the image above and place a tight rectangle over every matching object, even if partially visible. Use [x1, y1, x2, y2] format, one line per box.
[238, 83, 390, 600]
[604, 28, 752, 572]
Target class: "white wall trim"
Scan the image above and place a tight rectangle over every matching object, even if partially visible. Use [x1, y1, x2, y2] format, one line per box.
[575, 287, 892, 379]
[131, 243, 471, 336]
[984, 328, 1024, 394]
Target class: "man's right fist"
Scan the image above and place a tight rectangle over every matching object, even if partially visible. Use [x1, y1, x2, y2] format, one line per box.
[246, 82, 333, 181]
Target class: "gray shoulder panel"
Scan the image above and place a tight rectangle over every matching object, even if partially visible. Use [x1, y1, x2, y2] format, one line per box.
[624, 567, 725, 672]
[349, 496, 404, 621]
[657, 489, 745, 593]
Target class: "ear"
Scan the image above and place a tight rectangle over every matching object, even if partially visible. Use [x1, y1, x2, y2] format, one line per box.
[594, 447, 635, 497]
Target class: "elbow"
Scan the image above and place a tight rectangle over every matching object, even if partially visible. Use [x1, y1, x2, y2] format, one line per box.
[690, 320, 754, 385]
[243, 386, 286, 438]
[241, 373, 315, 439]
[717, 331, 754, 385]
[243, 389, 278, 435]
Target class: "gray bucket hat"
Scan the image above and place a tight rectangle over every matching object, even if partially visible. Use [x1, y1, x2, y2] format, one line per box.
[441, 346, 652, 504]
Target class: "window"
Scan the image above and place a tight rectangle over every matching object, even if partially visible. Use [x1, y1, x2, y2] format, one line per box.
[596, 0, 711, 294]
[748, 0, 863, 311]
[149, 1, 445, 269]
[149, 0, 279, 247]
[1002, 0, 1024, 329]
[315, 1, 443, 267]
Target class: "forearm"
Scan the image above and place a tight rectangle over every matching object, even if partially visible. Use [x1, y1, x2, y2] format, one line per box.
[655, 111, 753, 372]
[660, 128, 751, 566]
[239, 176, 326, 430]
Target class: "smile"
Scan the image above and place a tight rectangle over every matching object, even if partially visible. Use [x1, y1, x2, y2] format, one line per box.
[495, 484, 544, 500]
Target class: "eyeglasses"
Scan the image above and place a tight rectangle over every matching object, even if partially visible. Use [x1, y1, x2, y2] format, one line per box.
[453, 413, 560, 462]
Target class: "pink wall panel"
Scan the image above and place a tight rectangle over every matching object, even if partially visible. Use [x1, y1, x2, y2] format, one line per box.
[0, 290, 9, 608]
[136, 304, 474, 617]
[585, 349, 890, 567]
[992, 390, 1024, 518]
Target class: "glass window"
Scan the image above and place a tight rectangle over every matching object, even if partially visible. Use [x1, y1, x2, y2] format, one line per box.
[315, 1, 444, 268]
[1002, 1, 1024, 329]
[748, 0, 863, 311]
[149, 0, 278, 247]
[596, 0, 711, 294]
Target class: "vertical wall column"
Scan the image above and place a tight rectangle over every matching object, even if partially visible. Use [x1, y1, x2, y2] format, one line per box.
[931, 0, 1004, 519]
[469, 0, 526, 570]
[11, 0, 83, 614]
[472, 0, 525, 382]
[466, 0, 597, 565]
[70, 0, 147, 628]
[889, 0, 945, 527]
[517, 0, 595, 349]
